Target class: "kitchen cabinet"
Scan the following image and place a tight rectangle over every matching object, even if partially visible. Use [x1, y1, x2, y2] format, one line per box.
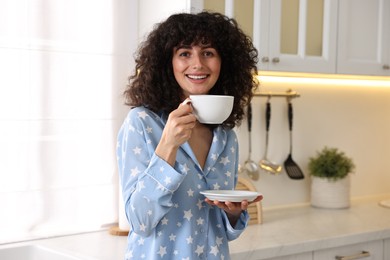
[259, 252, 312, 260]
[253, 0, 338, 74]
[313, 240, 383, 260]
[203, 0, 390, 76]
[337, 0, 390, 76]
[202, 0, 338, 74]
[385, 239, 390, 259]
[139, 0, 390, 76]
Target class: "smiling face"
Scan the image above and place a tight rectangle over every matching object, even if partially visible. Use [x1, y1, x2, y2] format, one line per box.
[172, 44, 221, 99]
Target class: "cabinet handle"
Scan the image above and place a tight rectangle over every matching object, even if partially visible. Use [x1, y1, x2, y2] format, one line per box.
[383, 64, 390, 70]
[272, 57, 280, 63]
[335, 251, 370, 260]
[261, 57, 269, 63]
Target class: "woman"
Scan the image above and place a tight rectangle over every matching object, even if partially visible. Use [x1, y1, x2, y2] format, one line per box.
[117, 11, 261, 259]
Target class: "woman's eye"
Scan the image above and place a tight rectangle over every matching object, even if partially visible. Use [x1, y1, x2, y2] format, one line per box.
[179, 51, 190, 57]
[203, 49, 218, 57]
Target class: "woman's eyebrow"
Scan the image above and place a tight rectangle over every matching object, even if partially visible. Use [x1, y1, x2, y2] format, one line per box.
[176, 43, 214, 50]
[175, 45, 192, 50]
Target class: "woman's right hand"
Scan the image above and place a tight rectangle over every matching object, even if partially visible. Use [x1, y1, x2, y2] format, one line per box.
[155, 100, 197, 166]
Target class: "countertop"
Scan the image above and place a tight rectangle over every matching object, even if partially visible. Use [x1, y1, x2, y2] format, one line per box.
[229, 195, 390, 259]
[1, 195, 390, 260]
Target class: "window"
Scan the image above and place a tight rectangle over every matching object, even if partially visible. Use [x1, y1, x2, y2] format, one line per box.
[0, 0, 134, 243]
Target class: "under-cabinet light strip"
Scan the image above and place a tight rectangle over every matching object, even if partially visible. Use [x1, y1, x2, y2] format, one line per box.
[254, 90, 300, 98]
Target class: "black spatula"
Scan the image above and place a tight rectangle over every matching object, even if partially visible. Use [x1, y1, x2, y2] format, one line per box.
[284, 99, 304, 180]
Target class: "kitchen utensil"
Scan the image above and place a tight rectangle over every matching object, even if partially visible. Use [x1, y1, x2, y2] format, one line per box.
[259, 98, 282, 174]
[284, 98, 304, 179]
[244, 103, 260, 180]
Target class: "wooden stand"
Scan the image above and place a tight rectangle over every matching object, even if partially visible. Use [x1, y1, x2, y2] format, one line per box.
[108, 226, 129, 236]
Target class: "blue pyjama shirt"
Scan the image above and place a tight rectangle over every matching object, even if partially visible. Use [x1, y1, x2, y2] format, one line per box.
[117, 106, 249, 260]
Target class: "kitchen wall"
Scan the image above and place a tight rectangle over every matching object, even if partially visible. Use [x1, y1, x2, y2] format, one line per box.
[236, 76, 390, 208]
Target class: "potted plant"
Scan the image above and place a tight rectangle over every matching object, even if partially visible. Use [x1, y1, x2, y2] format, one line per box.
[308, 147, 355, 209]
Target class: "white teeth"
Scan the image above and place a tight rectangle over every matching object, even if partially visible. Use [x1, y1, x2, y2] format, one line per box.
[187, 75, 207, 80]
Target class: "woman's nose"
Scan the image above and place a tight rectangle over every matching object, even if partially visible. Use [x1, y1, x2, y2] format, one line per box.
[191, 54, 203, 69]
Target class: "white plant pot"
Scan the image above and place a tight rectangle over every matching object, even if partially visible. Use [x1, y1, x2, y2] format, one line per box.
[311, 175, 351, 209]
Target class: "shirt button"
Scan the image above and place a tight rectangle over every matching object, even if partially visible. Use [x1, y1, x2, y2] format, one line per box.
[200, 228, 205, 233]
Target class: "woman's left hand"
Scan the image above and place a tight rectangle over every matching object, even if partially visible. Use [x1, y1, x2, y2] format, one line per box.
[204, 195, 263, 220]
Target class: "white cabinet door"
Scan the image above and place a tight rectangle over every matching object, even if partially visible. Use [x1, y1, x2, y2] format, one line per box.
[314, 240, 383, 260]
[337, 0, 390, 76]
[385, 239, 390, 260]
[254, 0, 338, 73]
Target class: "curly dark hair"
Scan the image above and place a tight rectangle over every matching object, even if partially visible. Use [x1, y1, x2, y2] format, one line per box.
[125, 11, 258, 128]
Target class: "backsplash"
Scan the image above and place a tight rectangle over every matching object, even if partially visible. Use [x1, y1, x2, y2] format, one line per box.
[235, 76, 390, 208]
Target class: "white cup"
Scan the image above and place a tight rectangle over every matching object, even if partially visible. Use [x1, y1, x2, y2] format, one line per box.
[183, 95, 234, 124]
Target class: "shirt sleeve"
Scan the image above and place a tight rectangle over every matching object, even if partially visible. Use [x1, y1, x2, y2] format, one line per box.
[221, 210, 250, 241]
[117, 108, 186, 237]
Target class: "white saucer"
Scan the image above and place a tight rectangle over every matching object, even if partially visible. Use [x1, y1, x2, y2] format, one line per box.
[200, 190, 260, 202]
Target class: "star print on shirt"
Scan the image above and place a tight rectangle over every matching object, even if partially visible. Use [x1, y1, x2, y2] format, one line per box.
[196, 217, 204, 225]
[196, 199, 204, 210]
[180, 163, 190, 174]
[195, 245, 204, 256]
[219, 156, 230, 165]
[161, 217, 168, 225]
[128, 124, 135, 132]
[157, 246, 167, 257]
[164, 176, 172, 185]
[137, 110, 149, 120]
[210, 245, 219, 256]
[139, 223, 146, 232]
[133, 146, 141, 155]
[138, 237, 145, 245]
[130, 167, 140, 177]
[125, 250, 133, 258]
[186, 236, 193, 244]
[169, 233, 176, 241]
[216, 236, 223, 246]
[146, 126, 152, 133]
[183, 209, 193, 221]
[187, 188, 194, 197]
